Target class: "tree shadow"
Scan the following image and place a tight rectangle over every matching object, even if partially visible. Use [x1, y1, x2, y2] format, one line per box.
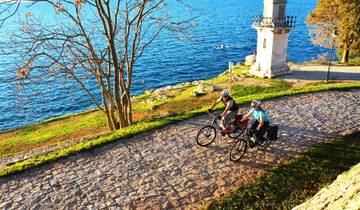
[280, 70, 360, 81]
[208, 132, 360, 210]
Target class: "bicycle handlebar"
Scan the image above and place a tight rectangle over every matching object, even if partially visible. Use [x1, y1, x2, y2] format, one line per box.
[207, 111, 221, 119]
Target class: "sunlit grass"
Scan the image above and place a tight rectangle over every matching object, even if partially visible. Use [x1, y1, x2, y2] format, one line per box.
[206, 132, 360, 210]
[231, 79, 290, 98]
[0, 64, 360, 176]
[349, 57, 360, 65]
[0, 111, 106, 158]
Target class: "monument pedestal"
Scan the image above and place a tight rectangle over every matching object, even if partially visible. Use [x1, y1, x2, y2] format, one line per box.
[250, 62, 289, 78]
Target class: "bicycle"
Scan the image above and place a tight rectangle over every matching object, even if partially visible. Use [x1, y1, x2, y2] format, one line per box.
[196, 111, 248, 146]
[229, 125, 278, 162]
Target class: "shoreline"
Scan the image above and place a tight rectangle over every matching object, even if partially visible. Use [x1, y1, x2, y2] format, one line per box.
[1, 82, 360, 176]
[0, 79, 205, 134]
[2, 61, 360, 133]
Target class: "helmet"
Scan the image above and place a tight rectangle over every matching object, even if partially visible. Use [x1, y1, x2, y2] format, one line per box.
[251, 99, 261, 107]
[221, 89, 229, 97]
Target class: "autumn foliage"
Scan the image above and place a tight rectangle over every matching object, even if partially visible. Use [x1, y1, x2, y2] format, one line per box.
[306, 0, 360, 63]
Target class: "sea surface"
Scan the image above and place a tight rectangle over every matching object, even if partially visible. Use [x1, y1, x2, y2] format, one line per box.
[0, 0, 327, 131]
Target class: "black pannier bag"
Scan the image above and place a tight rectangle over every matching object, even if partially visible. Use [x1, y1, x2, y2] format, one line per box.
[267, 125, 278, 141]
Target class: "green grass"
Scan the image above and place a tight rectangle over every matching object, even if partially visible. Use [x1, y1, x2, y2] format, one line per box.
[207, 132, 360, 210]
[0, 111, 106, 158]
[0, 108, 206, 177]
[1, 63, 360, 176]
[349, 57, 360, 65]
[231, 79, 290, 98]
[1, 81, 360, 177]
[209, 65, 249, 84]
[132, 97, 169, 111]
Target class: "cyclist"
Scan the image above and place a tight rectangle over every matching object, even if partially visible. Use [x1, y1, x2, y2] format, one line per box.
[241, 99, 270, 144]
[208, 89, 239, 135]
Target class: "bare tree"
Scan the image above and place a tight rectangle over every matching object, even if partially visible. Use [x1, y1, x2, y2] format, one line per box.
[0, 0, 195, 131]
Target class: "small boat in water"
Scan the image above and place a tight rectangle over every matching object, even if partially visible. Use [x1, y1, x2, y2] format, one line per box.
[213, 43, 226, 50]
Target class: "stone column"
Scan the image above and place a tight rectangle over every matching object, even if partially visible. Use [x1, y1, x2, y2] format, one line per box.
[250, 0, 295, 78]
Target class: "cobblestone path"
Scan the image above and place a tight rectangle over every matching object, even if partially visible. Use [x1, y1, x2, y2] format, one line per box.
[1, 90, 359, 210]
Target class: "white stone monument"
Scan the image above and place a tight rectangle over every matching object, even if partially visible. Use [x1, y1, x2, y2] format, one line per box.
[250, 0, 295, 78]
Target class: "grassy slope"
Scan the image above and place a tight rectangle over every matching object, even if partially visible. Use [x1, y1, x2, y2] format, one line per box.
[0, 66, 243, 158]
[349, 57, 360, 65]
[0, 111, 107, 158]
[207, 132, 360, 210]
[294, 162, 360, 210]
[0, 65, 360, 176]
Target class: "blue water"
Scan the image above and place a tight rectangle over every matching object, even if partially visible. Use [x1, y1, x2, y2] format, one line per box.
[0, 0, 326, 131]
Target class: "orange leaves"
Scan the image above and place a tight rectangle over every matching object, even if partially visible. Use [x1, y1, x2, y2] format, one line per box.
[49, 68, 57, 75]
[55, 6, 64, 13]
[17, 68, 30, 79]
[25, 60, 32, 68]
[74, 0, 86, 5]
[17, 60, 32, 79]
[56, 62, 65, 69]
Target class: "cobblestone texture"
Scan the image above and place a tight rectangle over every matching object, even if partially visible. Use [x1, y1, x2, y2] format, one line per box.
[0, 90, 359, 209]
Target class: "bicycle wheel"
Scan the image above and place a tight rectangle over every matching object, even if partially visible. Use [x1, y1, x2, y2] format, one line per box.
[229, 138, 247, 162]
[228, 125, 246, 139]
[196, 125, 217, 146]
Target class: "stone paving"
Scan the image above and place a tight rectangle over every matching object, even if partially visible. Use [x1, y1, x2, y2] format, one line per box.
[0, 90, 360, 210]
[284, 63, 360, 81]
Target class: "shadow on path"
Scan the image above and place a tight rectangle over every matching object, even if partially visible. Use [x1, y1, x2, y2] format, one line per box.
[280, 70, 360, 81]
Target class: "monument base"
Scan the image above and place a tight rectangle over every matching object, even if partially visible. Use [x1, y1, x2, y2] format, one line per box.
[250, 63, 290, 78]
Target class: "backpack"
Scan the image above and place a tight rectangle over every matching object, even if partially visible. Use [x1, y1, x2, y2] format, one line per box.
[266, 125, 278, 141]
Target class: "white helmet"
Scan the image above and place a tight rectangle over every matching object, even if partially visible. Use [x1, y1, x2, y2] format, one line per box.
[221, 89, 229, 97]
[251, 99, 261, 106]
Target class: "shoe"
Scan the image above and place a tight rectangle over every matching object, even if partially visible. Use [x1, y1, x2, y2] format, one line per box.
[249, 136, 258, 148]
[250, 137, 256, 144]
[220, 131, 225, 136]
[249, 140, 255, 148]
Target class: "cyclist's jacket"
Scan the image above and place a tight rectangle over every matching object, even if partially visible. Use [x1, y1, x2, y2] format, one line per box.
[216, 96, 239, 112]
[249, 108, 270, 123]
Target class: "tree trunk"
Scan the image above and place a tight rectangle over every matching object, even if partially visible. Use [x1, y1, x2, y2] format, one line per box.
[119, 95, 130, 129]
[128, 97, 133, 125]
[341, 47, 350, 64]
[118, 107, 129, 128]
[125, 90, 133, 125]
[110, 104, 120, 130]
[104, 111, 115, 131]
[103, 101, 115, 132]
[100, 88, 115, 131]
